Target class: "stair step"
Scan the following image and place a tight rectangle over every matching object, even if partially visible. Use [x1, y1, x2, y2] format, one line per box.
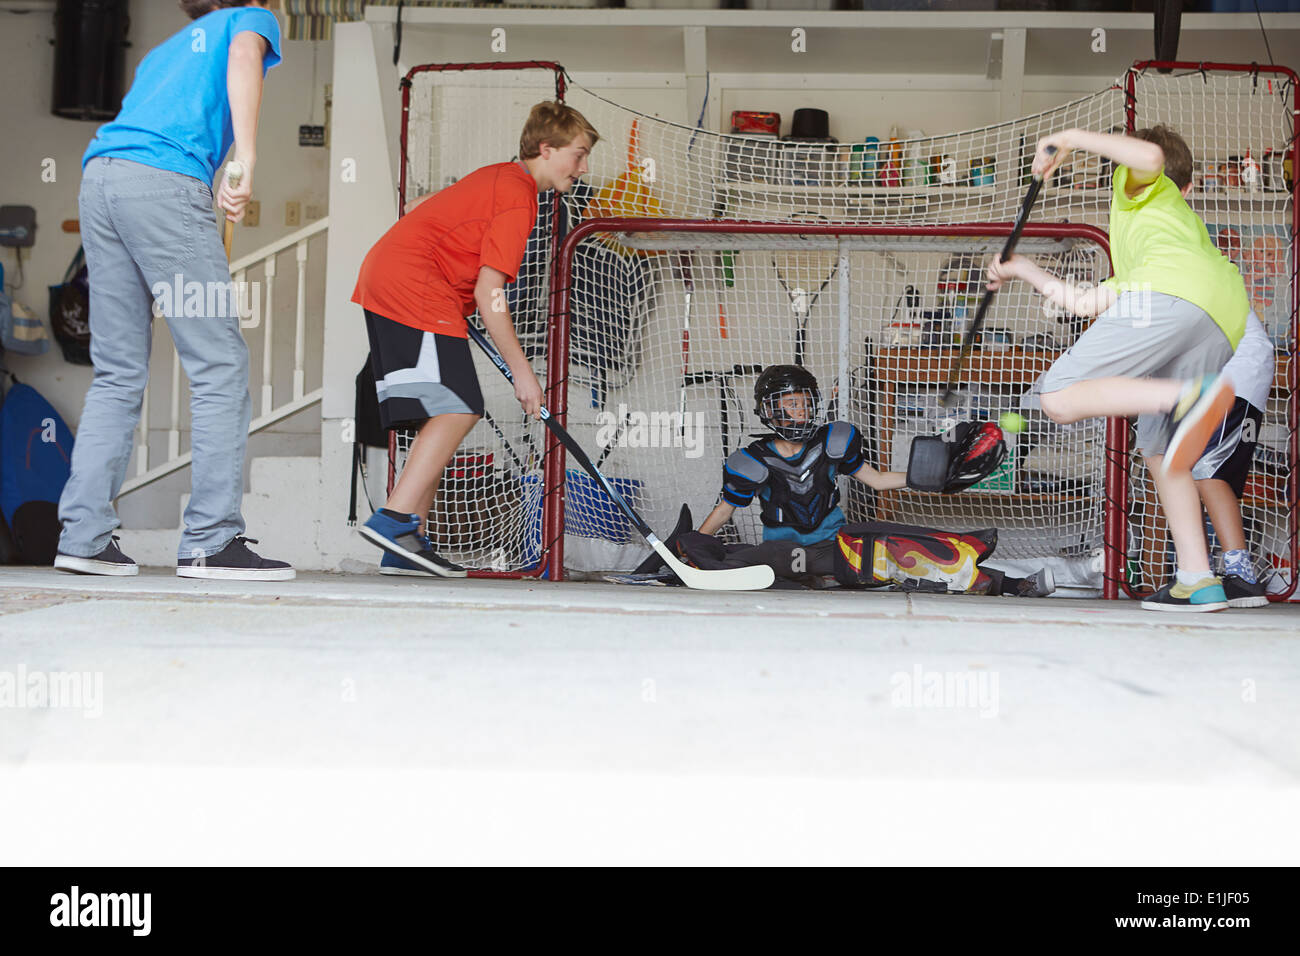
[123, 457, 325, 570]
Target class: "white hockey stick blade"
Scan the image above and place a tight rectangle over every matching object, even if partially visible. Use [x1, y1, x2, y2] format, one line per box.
[650, 538, 774, 591]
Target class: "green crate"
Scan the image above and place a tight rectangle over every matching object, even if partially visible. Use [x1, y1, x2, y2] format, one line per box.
[969, 443, 1015, 493]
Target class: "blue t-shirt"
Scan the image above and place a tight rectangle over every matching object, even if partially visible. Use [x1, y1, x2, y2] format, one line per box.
[83, 7, 282, 185]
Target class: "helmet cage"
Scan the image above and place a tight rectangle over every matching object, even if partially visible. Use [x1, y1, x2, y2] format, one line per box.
[758, 386, 821, 442]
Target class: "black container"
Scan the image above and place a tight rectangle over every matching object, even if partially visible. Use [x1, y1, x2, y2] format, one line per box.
[52, 0, 130, 121]
[789, 108, 830, 140]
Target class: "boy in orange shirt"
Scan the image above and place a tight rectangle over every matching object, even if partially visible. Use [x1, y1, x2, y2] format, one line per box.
[353, 102, 598, 576]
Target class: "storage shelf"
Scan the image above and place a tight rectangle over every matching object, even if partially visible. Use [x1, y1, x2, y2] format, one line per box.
[898, 490, 1093, 503]
[720, 181, 996, 198]
[1241, 472, 1295, 508]
[875, 347, 1061, 388]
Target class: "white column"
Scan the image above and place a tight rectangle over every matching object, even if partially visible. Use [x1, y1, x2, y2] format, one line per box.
[997, 27, 1026, 122]
[137, 384, 150, 476]
[294, 239, 308, 400]
[683, 25, 709, 129]
[261, 254, 277, 417]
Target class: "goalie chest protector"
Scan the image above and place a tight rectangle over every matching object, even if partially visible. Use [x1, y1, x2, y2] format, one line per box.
[833, 521, 998, 594]
[724, 422, 862, 535]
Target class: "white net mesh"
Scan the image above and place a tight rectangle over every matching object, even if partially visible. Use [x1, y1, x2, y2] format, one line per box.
[396, 61, 1296, 591]
[557, 226, 1111, 572]
[560, 81, 1121, 228]
[1122, 67, 1296, 596]
[394, 64, 566, 573]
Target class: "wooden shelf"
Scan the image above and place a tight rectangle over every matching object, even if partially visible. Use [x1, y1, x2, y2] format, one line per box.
[1190, 190, 1293, 204]
[1040, 187, 1111, 199]
[897, 490, 1093, 503]
[1242, 472, 1295, 508]
[1274, 355, 1292, 394]
[874, 346, 1060, 388]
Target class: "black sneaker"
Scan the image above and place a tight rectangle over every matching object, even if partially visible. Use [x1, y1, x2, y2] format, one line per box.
[54, 536, 139, 576]
[176, 536, 295, 581]
[1222, 573, 1269, 608]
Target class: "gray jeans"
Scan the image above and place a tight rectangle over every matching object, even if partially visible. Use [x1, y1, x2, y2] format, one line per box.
[59, 156, 252, 560]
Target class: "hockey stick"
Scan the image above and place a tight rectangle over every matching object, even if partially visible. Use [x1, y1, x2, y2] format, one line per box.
[466, 325, 774, 591]
[221, 161, 244, 261]
[595, 408, 628, 469]
[940, 145, 1056, 407]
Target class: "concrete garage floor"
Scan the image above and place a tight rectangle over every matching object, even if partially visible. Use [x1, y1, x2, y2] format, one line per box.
[0, 568, 1297, 865]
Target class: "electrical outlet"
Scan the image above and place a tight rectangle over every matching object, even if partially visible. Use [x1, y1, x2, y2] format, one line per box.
[304, 204, 322, 222]
[285, 201, 301, 227]
[244, 200, 260, 227]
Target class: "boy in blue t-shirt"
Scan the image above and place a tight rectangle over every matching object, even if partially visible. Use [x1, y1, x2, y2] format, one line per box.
[55, 1, 293, 581]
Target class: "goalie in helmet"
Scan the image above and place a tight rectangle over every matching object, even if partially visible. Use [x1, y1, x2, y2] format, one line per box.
[674, 365, 1054, 596]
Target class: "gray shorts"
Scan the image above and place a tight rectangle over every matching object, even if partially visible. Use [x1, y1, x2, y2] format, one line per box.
[1032, 292, 1233, 457]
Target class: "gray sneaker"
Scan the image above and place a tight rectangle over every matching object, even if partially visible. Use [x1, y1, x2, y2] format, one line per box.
[1014, 567, 1055, 598]
[54, 536, 139, 576]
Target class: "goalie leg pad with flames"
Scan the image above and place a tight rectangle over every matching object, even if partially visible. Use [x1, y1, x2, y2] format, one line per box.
[833, 521, 999, 594]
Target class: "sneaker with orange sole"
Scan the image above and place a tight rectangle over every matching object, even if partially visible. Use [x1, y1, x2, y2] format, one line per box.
[1161, 376, 1235, 476]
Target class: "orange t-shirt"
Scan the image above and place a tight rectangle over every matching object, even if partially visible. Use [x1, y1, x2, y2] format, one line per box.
[352, 161, 539, 337]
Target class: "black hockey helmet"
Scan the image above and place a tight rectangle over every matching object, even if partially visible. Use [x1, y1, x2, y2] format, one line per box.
[754, 364, 821, 441]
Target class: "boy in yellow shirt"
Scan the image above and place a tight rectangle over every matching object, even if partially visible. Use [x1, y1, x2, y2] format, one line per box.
[986, 125, 1247, 612]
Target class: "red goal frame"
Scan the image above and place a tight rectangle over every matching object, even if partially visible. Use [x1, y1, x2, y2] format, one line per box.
[547, 218, 1124, 586]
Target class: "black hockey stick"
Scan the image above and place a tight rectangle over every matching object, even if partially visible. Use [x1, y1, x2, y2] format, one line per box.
[940, 144, 1056, 408]
[466, 325, 774, 591]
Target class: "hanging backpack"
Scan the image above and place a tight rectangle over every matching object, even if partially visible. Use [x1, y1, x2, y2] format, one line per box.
[0, 376, 75, 564]
[47, 245, 92, 365]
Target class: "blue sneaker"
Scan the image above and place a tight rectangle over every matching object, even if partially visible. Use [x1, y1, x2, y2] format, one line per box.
[1140, 575, 1229, 612]
[359, 510, 467, 578]
[379, 539, 467, 577]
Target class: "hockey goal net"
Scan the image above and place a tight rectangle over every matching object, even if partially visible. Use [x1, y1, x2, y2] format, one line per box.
[551, 219, 1116, 584]
[392, 62, 569, 576]
[393, 60, 1296, 595]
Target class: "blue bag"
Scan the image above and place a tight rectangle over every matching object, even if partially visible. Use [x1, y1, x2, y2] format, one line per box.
[0, 378, 74, 564]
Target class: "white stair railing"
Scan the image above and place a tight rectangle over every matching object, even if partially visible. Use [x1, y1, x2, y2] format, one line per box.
[119, 217, 330, 497]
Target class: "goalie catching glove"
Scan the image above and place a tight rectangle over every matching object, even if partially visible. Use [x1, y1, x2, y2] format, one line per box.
[905, 420, 1007, 493]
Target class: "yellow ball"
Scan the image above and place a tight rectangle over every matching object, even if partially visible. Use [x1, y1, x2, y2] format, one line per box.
[999, 412, 1026, 434]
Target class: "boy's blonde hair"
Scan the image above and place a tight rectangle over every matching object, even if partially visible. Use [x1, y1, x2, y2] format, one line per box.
[519, 102, 599, 160]
[1133, 124, 1194, 191]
